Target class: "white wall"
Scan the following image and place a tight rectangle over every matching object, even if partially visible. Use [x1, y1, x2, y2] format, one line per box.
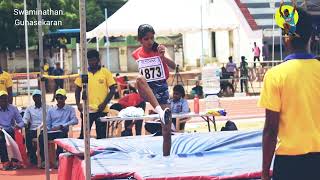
[183, 31, 210, 66]
[215, 31, 230, 63]
[182, 0, 263, 66]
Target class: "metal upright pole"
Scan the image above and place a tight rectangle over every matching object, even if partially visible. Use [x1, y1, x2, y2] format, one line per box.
[271, 0, 275, 66]
[76, 43, 80, 74]
[37, 0, 50, 179]
[79, 0, 91, 179]
[96, 37, 99, 52]
[24, 0, 30, 106]
[200, 0, 204, 67]
[105, 8, 110, 69]
[60, 48, 63, 69]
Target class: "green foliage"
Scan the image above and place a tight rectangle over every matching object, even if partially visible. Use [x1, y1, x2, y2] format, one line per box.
[0, 0, 127, 51]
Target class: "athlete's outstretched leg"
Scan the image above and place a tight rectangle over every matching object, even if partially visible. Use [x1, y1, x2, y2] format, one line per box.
[136, 75, 172, 156]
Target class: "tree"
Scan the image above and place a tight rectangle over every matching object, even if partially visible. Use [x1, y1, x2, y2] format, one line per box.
[0, 0, 127, 52]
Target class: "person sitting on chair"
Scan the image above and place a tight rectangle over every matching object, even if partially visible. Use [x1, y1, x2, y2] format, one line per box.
[145, 85, 190, 135]
[39, 89, 78, 169]
[0, 91, 24, 170]
[169, 85, 190, 131]
[191, 81, 203, 98]
[23, 89, 48, 165]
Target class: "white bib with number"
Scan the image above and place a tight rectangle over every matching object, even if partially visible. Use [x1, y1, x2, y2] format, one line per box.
[137, 56, 166, 82]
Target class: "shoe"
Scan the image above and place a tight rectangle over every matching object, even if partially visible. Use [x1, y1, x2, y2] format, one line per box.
[160, 108, 171, 125]
[40, 161, 45, 169]
[2, 162, 11, 171]
[11, 162, 22, 170]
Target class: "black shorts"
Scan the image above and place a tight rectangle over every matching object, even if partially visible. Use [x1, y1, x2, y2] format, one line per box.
[273, 153, 320, 180]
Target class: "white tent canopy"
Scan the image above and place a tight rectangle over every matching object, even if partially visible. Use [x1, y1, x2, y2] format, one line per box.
[86, 0, 237, 38]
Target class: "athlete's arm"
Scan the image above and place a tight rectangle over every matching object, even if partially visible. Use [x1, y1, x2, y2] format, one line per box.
[158, 45, 176, 69]
[279, 0, 284, 17]
[262, 109, 280, 180]
[292, 0, 297, 15]
[97, 84, 116, 112]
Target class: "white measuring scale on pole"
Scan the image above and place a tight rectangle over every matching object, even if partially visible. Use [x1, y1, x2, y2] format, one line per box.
[202, 63, 221, 110]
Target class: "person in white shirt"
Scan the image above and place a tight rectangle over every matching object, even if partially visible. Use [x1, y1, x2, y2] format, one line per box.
[23, 89, 48, 165]
[226, 56, 237, 75]
[39, 89, 78, 169]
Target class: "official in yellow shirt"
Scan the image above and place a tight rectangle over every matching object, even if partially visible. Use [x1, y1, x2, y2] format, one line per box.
[258, 9, 320, 180]
[0, 67, 13, 104]
[75, 50, 116, 139]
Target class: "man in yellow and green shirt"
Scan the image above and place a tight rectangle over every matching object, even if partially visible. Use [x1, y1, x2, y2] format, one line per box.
[0, 67, 13, 104]
[75, 50, 116, 139]
[259, 9, 320, 180]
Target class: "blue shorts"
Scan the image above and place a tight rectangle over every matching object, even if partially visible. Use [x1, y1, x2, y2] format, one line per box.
[148, 80, 170, 105]
[289, 25, 296, 34]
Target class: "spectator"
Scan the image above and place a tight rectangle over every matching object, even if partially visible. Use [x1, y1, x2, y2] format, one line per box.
[226, 56, 237, 89]
[114, 73, 129, 99]
[220, 67, 234, 97]
[220, 67, 229, 89]
[58, 37, 67, 49]
[23, 89, 48, 165]
[116, 73, 128, 90]
[48, 51, 55, 75]
[191, 81, 203, 98]
[259, 9, 320, 180]
[262, 41, 270, 67]
[51, 62, 64, 102]
[110, 87, 146, 136]
[226, 56, 237, 75]
[170, 85, 190, 131]
[240, 56, 249, 93]
[145, 85, 189, 135]
[0, 91, 24, 170]
[43, 61, 50, 92]
[39, 89, 78, 169]
[75, 50, 116, 139]
[0, 66, 13, 104]
[252, 42, 261, 68]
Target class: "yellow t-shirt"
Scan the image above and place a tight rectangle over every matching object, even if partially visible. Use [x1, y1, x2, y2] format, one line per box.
[0, 71, 13, 92]
[44, 63, 49, 75]
[74, 67, 116, 113]
[258, 59, 320, 155]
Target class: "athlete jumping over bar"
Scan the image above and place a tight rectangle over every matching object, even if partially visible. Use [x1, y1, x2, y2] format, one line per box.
[132, 24, 176, 156]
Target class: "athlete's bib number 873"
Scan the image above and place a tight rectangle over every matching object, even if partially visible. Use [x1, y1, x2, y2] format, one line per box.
[140, 66, 162, 80]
